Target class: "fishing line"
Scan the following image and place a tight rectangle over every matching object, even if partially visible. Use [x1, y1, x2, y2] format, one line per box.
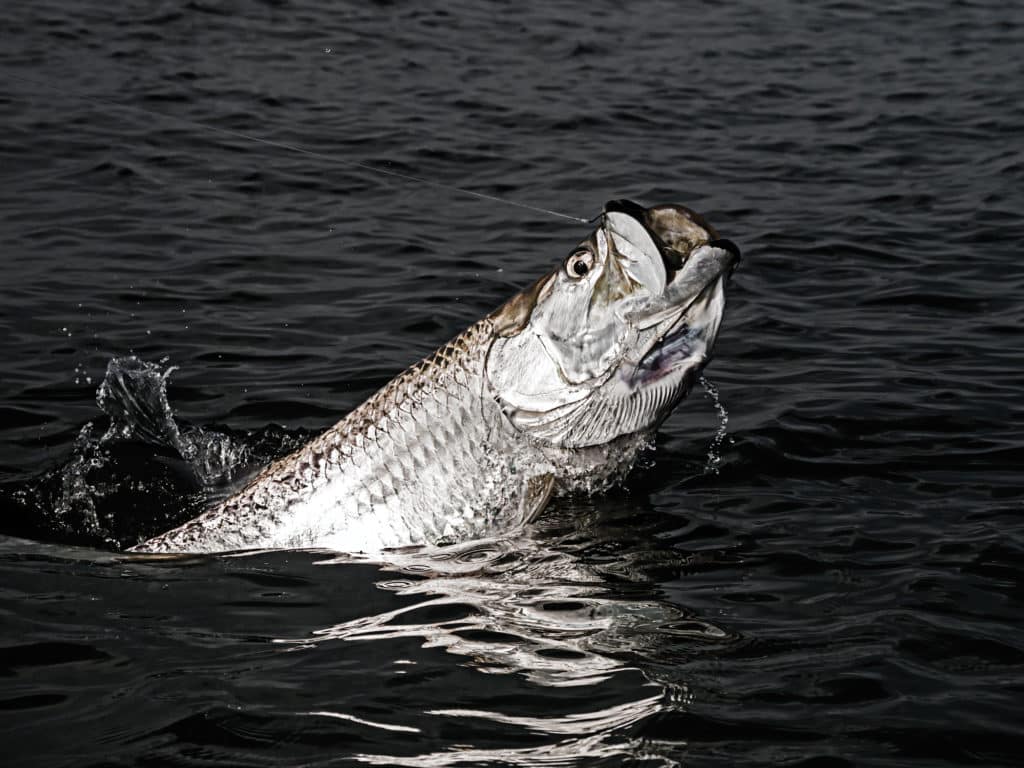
[8, 72, 589, 224]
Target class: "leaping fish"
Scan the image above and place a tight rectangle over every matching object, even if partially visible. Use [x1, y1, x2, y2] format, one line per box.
[130, 200, 740, 553]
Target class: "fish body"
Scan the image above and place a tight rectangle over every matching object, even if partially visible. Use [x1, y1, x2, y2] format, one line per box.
[132, 200, 739, 553]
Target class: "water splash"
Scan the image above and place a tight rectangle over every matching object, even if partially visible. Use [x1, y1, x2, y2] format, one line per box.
[699, 375, 728, 475]
[97, 357, 185, 452]
[51, 423, 107, 537]
[6, 356, 307, 548]
[97, 356, 250, 487]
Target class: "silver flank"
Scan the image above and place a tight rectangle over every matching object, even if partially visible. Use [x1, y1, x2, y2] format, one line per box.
[131, 200, 738, 554]
[132, 321, 642, 553]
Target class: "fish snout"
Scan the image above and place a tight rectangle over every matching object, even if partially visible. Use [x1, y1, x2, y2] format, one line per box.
[707, 238, 741, 278]
[708, 238, 741, 263]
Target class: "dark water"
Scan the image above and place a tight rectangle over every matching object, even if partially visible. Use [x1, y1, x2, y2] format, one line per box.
[2, 1, 1023, 765]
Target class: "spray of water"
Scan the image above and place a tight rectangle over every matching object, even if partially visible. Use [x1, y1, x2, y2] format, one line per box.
[699, 375, 729, 475]
[4, 357, 311, 547]
[96, 356, 263, 487]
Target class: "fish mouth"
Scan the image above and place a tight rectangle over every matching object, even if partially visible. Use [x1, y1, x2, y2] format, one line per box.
[599, 199, 739, 385]
[603, 198, 741, 283]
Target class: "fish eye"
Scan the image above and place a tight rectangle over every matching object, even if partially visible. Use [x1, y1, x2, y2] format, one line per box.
[565, 250, 594, 279]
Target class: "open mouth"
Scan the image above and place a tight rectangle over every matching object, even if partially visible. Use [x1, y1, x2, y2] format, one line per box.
[603, 199, 742, 283]
[593, 199, 739, 387]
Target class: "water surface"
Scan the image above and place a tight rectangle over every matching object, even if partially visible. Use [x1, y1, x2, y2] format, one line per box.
[2, 1, 1023, 766]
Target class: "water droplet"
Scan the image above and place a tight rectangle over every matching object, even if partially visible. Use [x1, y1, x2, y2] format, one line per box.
[700, 375, 729, 475]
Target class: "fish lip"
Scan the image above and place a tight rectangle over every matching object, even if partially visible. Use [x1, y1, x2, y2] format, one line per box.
[603, 199, 681, 279]
[603, 200, 741, 283]
[632, 242, 737, 332]
[709, 238, 742, 268]
[603, 198, 649, 220]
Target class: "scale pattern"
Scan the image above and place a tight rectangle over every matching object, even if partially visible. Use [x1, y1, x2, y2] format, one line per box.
[133, 320, 539, 553]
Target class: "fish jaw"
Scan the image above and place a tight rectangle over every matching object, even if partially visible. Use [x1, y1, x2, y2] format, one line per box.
[631, 272, 727, 387]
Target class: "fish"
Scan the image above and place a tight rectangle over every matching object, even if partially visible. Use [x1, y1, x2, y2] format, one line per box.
[129, 199, 740, 554]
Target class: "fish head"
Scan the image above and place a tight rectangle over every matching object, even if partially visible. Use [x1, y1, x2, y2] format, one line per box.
[486, 199, 740, 448]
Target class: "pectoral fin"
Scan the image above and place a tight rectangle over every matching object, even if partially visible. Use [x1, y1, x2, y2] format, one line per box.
[519, 473, 555, 524]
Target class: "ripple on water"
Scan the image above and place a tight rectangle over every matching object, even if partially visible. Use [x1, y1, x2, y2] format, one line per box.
[2, 0, 1024, 765]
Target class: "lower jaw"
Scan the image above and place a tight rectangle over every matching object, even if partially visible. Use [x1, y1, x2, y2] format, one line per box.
[634, 287, 724, 383]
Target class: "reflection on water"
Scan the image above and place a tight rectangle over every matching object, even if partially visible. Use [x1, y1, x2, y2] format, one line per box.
[272, 530, 730, 766]
[344, 695, 668, 768]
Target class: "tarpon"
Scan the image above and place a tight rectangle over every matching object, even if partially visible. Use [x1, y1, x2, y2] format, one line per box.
[130, 200, 740, 553]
